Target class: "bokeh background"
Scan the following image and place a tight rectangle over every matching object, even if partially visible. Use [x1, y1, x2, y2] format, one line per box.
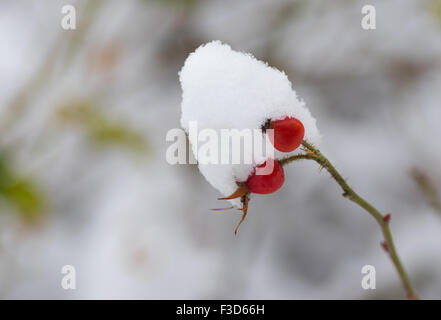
[1, 0, 441, 299]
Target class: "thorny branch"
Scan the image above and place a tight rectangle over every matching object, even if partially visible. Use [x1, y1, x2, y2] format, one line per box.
[280, 140, 420, 300]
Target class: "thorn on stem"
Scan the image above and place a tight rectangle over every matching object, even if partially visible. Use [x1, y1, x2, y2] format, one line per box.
[383, 213, 391, 223]
[304, 149, 316, 157]
[342, 192, 351, 199]
[381, 241, 389, 252]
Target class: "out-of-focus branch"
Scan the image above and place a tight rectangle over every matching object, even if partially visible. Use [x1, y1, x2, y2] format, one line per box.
[0, 0, 103, 138]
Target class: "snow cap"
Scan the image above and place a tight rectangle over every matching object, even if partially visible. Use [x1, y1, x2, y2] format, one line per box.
[179, 41, 320, 206]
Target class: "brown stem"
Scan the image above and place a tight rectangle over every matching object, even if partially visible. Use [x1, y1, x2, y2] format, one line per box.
[280, 140, 420, 300]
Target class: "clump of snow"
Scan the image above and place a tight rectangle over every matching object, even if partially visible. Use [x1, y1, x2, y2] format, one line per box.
[179, 41, 320, 205]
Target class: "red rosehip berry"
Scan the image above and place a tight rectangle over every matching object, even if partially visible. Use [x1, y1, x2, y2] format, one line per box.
[268, 116, 305, 152]
[245, 159, 285, 194]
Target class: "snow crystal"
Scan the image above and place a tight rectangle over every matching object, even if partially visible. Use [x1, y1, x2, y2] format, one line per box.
[179, 41, 321, 206]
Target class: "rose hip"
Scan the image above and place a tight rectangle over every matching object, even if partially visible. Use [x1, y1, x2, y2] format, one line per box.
[245, 159, 285, 194]
[268, 116, 304, 152]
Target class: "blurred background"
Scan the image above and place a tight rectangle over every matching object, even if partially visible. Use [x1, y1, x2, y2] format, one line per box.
[0, 0, 441, 299]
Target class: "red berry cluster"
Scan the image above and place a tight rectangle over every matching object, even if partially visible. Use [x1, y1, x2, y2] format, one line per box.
[247, 116, 304, 194]
[218, 117, 305, 233]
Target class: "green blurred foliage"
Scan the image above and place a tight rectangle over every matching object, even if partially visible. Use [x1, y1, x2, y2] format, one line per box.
[428, 0, 441, 23]
[0, 155, 46, 222]
[57, 101, 149, 155]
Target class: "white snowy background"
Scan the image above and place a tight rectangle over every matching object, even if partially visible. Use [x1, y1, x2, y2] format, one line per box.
[0, 0, 441, 299]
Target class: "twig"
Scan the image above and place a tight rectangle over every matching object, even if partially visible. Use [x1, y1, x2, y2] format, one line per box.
[280, 140, 420, 300]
